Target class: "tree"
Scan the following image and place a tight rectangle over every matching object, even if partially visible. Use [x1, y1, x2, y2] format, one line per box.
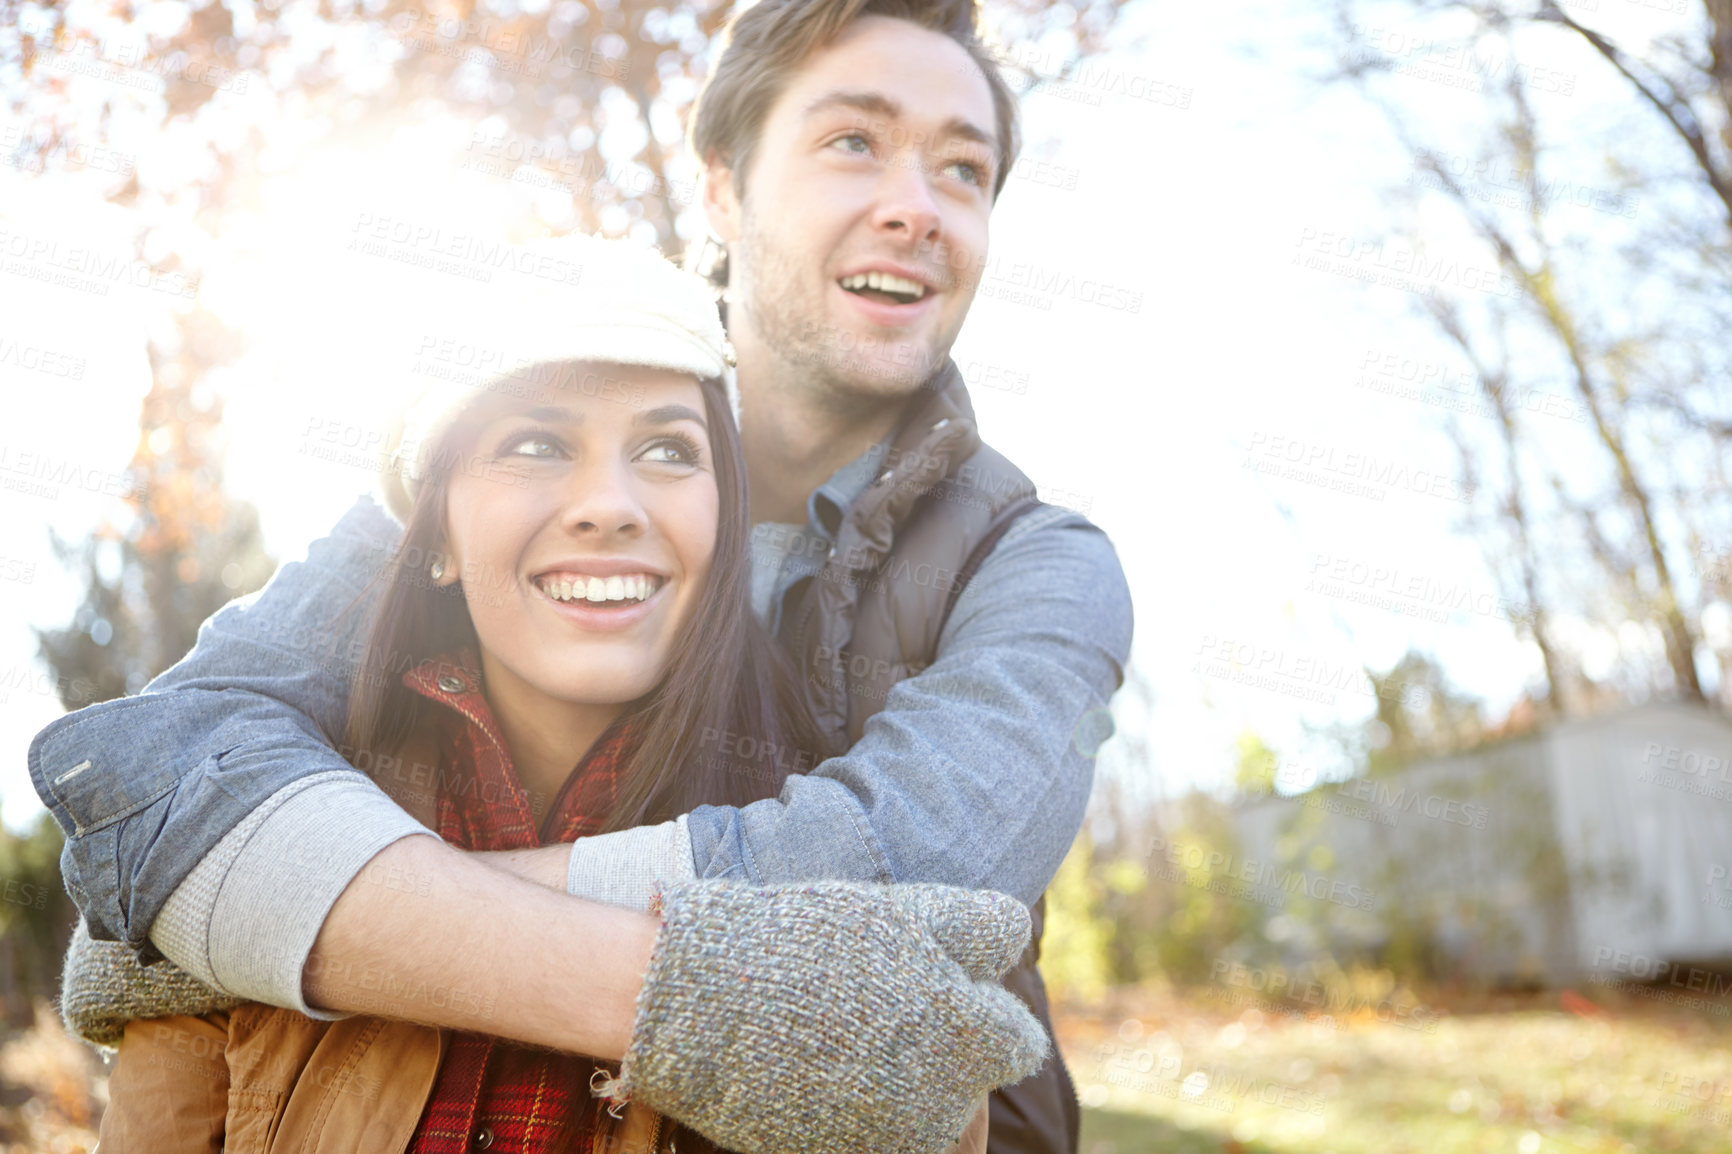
[1363, 649, 1485, 772]
[3, 0, 1144, 267]
[36, 312, 275, 712]
[1325, 0, 1732, 711]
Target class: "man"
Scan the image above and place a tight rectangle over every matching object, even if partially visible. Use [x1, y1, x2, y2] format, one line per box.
[31, 0, 1134, 1150]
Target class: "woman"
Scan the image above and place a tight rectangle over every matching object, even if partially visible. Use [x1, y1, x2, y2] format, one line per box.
[82, 238, 1001, 1154]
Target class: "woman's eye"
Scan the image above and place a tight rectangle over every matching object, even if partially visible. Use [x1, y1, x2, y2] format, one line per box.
[639, 437, 701, 465]
[502, 434, 564, 459]
[830, 132, 872, 156]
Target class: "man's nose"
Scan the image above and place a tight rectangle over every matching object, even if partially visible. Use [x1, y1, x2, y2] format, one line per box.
[871, 155, 942, 246]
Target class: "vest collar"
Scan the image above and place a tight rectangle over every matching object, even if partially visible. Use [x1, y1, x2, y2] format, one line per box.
[834, 359, 982, 571]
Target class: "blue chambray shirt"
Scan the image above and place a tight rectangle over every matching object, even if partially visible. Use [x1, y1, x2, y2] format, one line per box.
[748, 438, 887, 633]
[30, 441, 1133, 950]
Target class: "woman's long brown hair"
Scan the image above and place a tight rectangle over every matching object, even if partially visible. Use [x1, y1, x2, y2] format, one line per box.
[342, 369, 827, 830]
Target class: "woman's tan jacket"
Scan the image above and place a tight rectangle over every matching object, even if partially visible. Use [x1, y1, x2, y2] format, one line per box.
[98, 999, 991, 1153]
[99, 1001, 699, 1154]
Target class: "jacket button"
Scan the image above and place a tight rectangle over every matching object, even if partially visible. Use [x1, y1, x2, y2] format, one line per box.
[473, 1126, 495, 1149]
[438, 674, 466, 694]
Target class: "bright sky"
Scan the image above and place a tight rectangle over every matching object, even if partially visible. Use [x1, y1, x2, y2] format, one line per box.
[0, 0, 1699, 829]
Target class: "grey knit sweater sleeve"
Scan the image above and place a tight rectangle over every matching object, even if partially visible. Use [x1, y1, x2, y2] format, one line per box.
[58, 919, 242, 1049]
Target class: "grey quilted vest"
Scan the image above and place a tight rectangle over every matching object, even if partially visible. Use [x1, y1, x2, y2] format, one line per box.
[776, 360, 1077, 1154]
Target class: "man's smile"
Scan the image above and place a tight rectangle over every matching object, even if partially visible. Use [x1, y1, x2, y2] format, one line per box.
[834, 261, 944, 325]
[839, 271, 928, 304]
[836, 260, 943, 308]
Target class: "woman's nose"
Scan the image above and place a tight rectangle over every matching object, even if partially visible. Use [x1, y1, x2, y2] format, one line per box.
[558, 460, 646, 537]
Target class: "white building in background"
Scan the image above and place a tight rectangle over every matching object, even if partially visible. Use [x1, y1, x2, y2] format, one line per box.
[1232, 702, 1732, 984]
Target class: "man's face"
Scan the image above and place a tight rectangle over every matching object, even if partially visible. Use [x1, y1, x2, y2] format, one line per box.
[707, 15, 999, 400]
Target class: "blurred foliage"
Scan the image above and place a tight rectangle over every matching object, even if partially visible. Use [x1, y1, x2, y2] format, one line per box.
[0, 812, 79, 1027]
[1135, 792, 1265, 985]
[1041, 830, 1116, 1004]
[1232, 729, 1279, 797]
[1044, 786, 1264, 995]
[1, 0, 1142, 254]
[35, 328, 276, 711]
[1361, 651, 1486, 773]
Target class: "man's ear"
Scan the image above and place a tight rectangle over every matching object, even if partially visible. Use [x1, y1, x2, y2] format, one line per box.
[703, 153, 741, 243]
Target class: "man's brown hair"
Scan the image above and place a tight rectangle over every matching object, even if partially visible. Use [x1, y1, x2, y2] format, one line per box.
[690, 0, 1022, 202]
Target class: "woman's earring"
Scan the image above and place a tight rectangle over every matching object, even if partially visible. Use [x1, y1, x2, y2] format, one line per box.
[430, 558, 446, 582]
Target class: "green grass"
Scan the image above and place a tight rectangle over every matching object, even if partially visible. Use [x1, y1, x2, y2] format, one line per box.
[1080, 1106, 1247, 1153]
[1059, 990, 1732, 1154]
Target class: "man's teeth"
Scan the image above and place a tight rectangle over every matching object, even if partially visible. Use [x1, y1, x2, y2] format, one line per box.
[539, 575, 660, 603]
[840, 271, 928, 300]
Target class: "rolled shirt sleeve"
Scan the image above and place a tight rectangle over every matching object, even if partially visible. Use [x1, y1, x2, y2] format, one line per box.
[29, 496, 404, 953]
[151, 772, 439, 1015]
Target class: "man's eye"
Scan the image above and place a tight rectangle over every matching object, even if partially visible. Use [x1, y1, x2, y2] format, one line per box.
[944, 159, 985, 186]
[831, 133, 872, 156]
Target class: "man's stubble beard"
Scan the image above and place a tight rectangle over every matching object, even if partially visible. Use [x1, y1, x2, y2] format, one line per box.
[731, 206, 953, 411]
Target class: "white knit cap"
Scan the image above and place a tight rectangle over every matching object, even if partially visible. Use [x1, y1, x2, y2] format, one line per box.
[380, 233, 734, 522]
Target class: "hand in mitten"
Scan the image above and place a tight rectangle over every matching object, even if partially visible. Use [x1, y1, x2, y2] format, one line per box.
[608, 880, 1048, 1154]
[59, 919, 242, 1048]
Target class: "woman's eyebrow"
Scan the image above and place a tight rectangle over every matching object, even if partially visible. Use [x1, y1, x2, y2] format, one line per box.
[514, 405, 575, 423]
[634, 404, 707, 430]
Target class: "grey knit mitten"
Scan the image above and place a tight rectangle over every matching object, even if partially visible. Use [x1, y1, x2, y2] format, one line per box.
[609, 880, 1049, 1154]
[58, 919, 243, 1048]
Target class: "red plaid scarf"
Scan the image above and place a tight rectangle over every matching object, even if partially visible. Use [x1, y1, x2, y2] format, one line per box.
[400, 654, 705, 1154]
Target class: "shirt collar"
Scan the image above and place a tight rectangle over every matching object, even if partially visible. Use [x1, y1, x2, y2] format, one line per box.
[403, 651, 489, 721]
[803, 435, 892, 540]
[401, 651, 650, 851]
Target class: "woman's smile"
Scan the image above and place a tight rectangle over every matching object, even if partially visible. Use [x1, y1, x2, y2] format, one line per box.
[533, 572, 664, 604]
[531, 564, 671, 634]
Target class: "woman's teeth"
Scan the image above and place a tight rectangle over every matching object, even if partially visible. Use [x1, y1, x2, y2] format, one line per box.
[538, 575, 660, 603]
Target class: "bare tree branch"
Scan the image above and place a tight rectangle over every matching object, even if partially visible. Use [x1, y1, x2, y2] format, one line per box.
[1535, 0, 1732, 224]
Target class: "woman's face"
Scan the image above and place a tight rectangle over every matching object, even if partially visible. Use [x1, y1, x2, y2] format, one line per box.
[441, 364, 718, 711]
